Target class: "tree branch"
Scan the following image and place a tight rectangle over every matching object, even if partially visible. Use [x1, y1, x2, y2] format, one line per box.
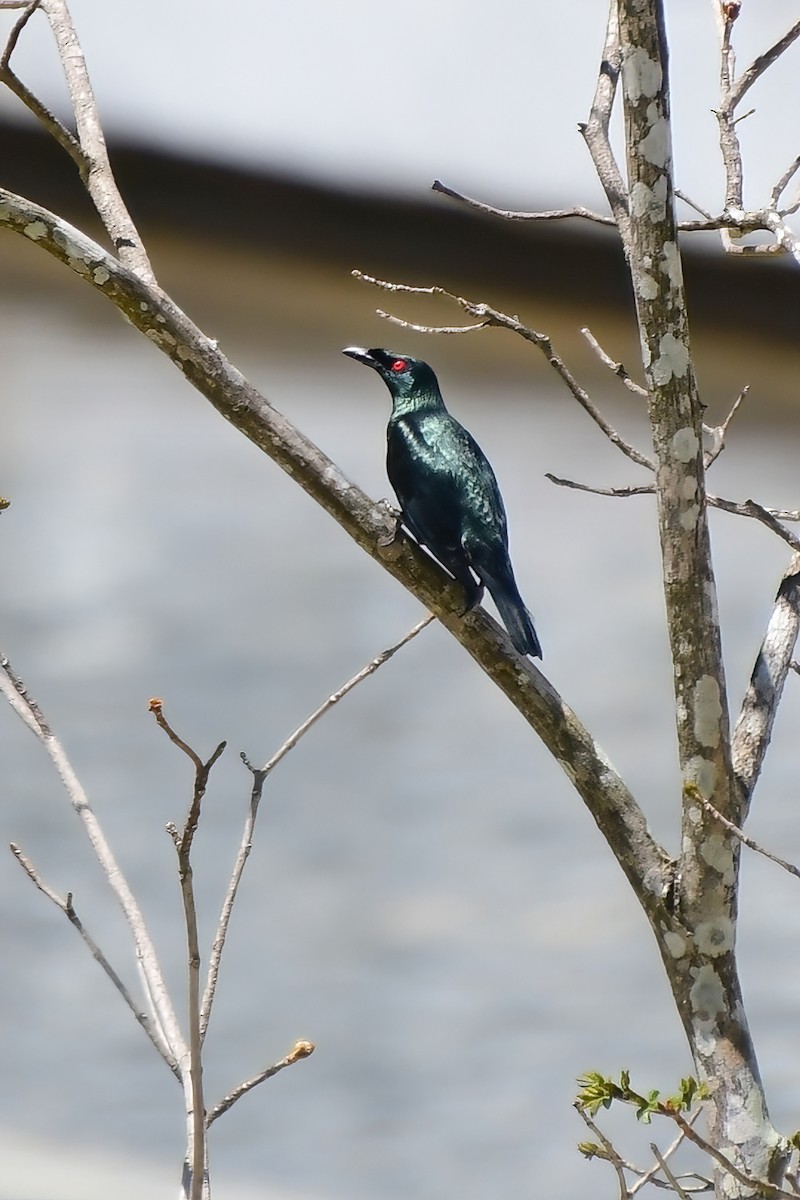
[0, 653, 188, 1071]
[151, 704, 226, 1200]
[431, 179, 616, 226]
[545, 474, 800, 551]
[0, 189, 671, 920]
[9, 842, 179, 1074]
[205, 1041, 314, 1128]
[731, 556, 800, 810]
[581, 327, 648, 397]
[579, 0, 630, 236]
[2, 0, 156, 279]
[615, 2, 791, 1188]
[354, 270, 655, 471]
[200, 615, 434, 1041]
[695, 790, 800, 883]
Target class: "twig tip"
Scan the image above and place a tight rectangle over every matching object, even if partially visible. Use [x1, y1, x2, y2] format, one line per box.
[289, 1039, 315, 1062]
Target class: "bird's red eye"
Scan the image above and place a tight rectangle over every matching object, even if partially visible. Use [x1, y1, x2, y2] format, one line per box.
[390, 359, 407, 372]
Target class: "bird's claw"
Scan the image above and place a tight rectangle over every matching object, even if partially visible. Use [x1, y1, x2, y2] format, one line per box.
[375, 498, 403, 549]
[458, 582, 485, 616]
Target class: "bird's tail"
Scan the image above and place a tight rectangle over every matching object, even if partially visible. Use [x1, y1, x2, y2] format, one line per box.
[483, 566, 542, 659]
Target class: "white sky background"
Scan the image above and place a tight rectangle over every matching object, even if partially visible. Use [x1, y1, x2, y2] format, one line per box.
[1, 0, 798, 221]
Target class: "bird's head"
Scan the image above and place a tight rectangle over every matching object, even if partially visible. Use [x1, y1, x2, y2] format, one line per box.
[342, 347, 440, 403]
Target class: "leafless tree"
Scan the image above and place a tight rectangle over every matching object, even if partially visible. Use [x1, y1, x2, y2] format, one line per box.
[2, 1, 800, 1198]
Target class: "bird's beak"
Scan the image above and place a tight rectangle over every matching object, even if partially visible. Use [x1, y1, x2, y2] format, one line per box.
[342, 346, 375, 367]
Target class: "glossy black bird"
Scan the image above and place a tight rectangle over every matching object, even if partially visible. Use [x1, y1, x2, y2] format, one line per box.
[343, 346, 541, 658]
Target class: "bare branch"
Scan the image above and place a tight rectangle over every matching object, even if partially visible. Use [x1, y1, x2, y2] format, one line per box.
[728, 20, 800, 109]
[546, 474, 652, 500]
[377, 309, 488, 336]
[431, 179, 616, 226]
[262, 616, 434, 776]
[710, 497, 800, 552]
[632, 1115, 710, 1196]
[770, 154, 800, 210]
[732, 556, 800, 809]
[712, 11, 800, 266]
[1, 0, 39, 62]
[146, 701, 228, 1200]
[9, 842, 179, 1074]
[574, 1102, 632, 1199]
[545, 473, 800, 549]
[0, 189, 670, 937]
[655, 1096, 799, 1200]
[581, 327, 648, 397]
[579, 0, 629, 232]
[0, 60, 84, 168]
[29, 0, 155, 279]
[694, 791, 800, 882]
[648, 1145, 692, 1200]
[206, 1041, 314, 1128]
[355, 270, 655, 472]
[760, 209, 800, 268]
[149, 697, 205, 771]
[675, 189, 714, 222]
[0, 653, 188, 1070]
[703, 385, 749, 467]
[200, 616, 435, 1040]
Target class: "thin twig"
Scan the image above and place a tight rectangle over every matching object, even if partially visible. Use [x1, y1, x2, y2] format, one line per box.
[667, 1108, 798, 1200]
[431, 179, 616, 226]
[544, 474, 800, 550]
[261, 614, 434, 777]
[770, 155, 800, 210]
[377, 311, 487, 336]
[728, 20, 800, 109]
[9, 843, 179, 1075]
[675, 189, 714, 222]
[354, 270, 656, 472]
[649, 1144, 691, 1199]
[703, 385, 749, 467]
[1, 0, 40, 63]
[0, 655, 187, 1070]
[149, 703, 227, 1200]
[149, 698, 204, 771]
[0, 3, 91, 190]
[579, 0, 629, 232]
[206, 1041, 314, 1128]
[719, 498, 800, 552]
[37, 0, 155, 280]
[546, 474, 652, 500]
[574, 1102, 632, 1199]
[581, 327, 648, 397]
[631, 1112, 709, 1195]
[199, 615, 435, 1041]
[695, 791, 800, 881]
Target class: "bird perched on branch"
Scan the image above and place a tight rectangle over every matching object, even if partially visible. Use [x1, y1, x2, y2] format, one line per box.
[343, 346, 541, 658]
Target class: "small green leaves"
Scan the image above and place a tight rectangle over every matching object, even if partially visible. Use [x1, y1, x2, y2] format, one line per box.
[575, 1070, 707, 1124]
[576, 1071, 621, 1116]
[577, 1141, 609, 1160]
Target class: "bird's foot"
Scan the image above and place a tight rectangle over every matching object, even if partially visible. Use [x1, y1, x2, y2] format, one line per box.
[375, 498, 404, 550]
[459, 579, 484, 616]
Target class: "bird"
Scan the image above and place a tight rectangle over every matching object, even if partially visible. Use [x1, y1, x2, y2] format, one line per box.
[342, 346, 541, 658]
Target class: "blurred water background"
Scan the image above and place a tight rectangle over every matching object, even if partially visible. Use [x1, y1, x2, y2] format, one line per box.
[2, 2, 800, 1198]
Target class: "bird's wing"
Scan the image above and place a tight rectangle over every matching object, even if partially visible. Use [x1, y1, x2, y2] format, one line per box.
[387, 413, 508, 554]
